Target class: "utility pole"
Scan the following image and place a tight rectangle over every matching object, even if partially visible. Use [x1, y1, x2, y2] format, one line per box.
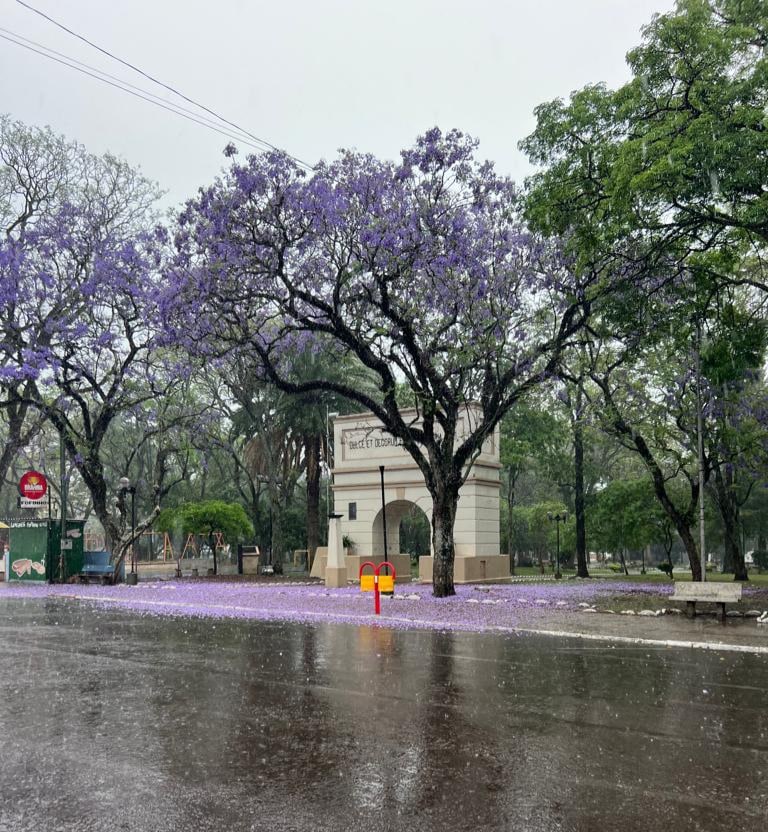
[695, 318, 707, 582]
[59, 433, 67, 583]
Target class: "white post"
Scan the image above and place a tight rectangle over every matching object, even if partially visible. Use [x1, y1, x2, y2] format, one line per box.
[325, 514, 347, 588]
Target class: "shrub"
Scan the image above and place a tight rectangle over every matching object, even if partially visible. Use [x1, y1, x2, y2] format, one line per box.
[752, 550, 768, 570]
[608, 562, 623, 573]
[657, 562, 674, 579]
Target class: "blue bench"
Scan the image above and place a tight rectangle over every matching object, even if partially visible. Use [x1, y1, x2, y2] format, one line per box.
[80, 551, 123, 584]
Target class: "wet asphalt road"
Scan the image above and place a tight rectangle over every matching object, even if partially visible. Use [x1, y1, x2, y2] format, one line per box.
[0, 598, 766, 832]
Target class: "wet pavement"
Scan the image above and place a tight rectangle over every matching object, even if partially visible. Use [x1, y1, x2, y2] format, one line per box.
[0, 597, 766, 831]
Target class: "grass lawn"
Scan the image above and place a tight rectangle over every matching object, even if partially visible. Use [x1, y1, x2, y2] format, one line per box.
[590, 570, 768, 586]
[510, 565, 768, 585]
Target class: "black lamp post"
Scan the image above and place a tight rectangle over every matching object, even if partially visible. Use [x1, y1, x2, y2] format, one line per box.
[378, 465, 394, 595]
[119, 477, 137, 585]
[547, 511, 568, 580]
[379, 466, 388, 560]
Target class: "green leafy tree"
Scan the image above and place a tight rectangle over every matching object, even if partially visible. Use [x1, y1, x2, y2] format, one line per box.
[156, 500, 253, 574]
[700, 300, 768, 579]
[522, 0, 768, 277]
[500, 400, 565, 574]
[590, 479, 667, 573]
[513, 501, 571, 574]
[521, 2, 768, 584]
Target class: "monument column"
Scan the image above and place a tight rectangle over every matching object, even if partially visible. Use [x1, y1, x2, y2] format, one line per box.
[325, 513, 347, 587]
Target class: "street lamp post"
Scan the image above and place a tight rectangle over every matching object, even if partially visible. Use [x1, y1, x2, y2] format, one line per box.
[119, 476, 137, 585]
[378, 465, 394, 595]
[547, 511, 568, 580]
[256, 473, 280, 574]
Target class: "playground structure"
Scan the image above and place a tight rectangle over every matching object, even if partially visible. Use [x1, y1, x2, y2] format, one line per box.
[82, 530, 231, 563]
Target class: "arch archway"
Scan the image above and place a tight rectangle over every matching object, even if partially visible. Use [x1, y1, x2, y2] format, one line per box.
[371, 499, 432, 560]
[312, 409, 510, 584]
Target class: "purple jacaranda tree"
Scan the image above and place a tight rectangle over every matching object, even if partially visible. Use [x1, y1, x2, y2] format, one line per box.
[164, 129, 594, 596]
[0, 116, 85, 500]
[0, 143, 172, 578]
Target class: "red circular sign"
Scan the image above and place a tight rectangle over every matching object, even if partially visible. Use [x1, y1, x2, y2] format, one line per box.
[19, 470, 47, 501]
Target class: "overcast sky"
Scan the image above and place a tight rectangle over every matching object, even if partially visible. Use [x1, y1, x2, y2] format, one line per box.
[1, 0, 676, 208]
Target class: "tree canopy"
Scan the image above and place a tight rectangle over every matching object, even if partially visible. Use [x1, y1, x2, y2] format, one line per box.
[163, 128, 595, 595]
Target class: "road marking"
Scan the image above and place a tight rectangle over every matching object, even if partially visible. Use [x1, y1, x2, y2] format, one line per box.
[512, 627, 768, 655]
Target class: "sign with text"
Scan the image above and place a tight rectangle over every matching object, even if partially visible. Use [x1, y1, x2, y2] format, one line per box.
[342, 426, 409, 462]
[18, 470, 47, 501]
[340, 412, 496, 464]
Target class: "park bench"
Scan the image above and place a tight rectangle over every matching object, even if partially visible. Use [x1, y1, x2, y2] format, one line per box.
[670, 582, 742, 623]
[80, 551, 114, 585]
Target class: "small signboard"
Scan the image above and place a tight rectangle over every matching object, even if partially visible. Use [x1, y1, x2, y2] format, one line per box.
[18, 471, 47, 502]
[19, 497, 44, 510]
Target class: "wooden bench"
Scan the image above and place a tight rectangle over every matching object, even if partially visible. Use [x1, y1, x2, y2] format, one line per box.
[670, 582, 742, 623]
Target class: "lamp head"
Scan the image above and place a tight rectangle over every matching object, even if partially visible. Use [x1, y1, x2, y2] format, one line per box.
[118, 476, 131, 490]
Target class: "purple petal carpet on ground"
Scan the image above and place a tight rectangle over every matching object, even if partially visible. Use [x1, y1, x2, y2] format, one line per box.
[0, 580, 689, 633]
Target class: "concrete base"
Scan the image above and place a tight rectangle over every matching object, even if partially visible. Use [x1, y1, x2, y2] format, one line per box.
[345, 554, 411, 584]
[325, 566, 348, 588]
[419, 554, 510, 584]
[310, 547, 328, 579]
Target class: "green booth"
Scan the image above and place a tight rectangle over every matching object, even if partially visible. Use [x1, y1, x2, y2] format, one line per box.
[6, 519, 85, 583]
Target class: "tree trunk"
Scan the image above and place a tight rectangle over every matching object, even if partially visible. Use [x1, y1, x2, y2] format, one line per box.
[595, 379, 702, 581]
[431, 490, 458, 598]
[573, 415, 589, 578]
[305, 434, 321, 571]
[0, 389, 41, 504]
[270, 488, 284, 570]
[210, 530, 217, 576]
[618, 548, 629, 576]
[712, 464, 748, 581]
[676, 523, 702, 582]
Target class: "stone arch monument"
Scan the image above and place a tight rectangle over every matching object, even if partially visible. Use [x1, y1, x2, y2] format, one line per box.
[311, 408, 510, 584]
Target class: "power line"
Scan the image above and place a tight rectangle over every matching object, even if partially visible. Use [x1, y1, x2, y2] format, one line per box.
[0, 27, 259, 148]
[14, 0, 315, 170]
[0, 30, 274, 155]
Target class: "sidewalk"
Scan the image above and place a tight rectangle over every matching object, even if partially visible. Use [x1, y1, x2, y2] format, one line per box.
[516, 607, 768, 652]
